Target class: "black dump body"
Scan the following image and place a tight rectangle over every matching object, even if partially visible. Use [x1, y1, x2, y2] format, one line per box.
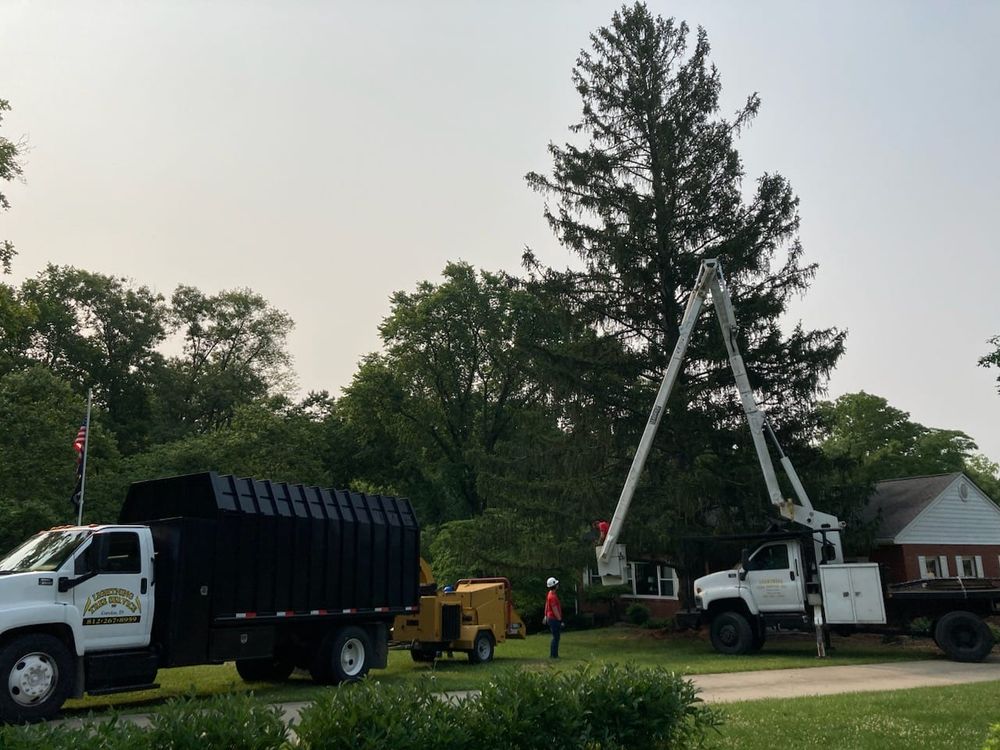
[119, 472, 420, 667]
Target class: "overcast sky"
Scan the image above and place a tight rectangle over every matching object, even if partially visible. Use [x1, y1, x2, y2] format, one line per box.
[2, 1, 999, 460]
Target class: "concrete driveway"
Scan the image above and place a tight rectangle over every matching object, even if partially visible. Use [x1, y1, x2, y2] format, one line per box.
[689, 656, 1000, 703]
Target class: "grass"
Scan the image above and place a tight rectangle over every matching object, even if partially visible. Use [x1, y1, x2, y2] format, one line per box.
[709, 680, 1000, 750]
[62, 626, 939, 717]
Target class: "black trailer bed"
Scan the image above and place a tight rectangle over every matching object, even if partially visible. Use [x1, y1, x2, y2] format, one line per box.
[119, 472, 421, 666]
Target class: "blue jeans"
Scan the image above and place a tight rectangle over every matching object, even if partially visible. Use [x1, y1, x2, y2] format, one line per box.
[549, 619, 561, 658]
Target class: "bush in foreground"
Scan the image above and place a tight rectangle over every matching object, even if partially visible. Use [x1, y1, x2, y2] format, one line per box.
[1, 665, 714, 750]
[297, 664, 718, 750]
[0, 693, 287, 750]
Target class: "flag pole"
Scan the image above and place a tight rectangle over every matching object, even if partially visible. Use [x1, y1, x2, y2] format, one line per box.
[77, 389, 92, 526]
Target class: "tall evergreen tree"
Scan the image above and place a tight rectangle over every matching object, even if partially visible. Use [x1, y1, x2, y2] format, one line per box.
[524, 4, 846, 541]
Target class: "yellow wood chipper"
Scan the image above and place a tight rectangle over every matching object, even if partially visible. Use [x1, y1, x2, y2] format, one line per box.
[392, 559, 526, 663]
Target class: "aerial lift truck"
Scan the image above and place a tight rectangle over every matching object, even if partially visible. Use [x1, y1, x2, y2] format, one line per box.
[597, 259, 998, 661]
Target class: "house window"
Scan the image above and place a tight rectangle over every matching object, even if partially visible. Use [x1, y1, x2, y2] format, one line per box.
[585, 565, 633, 587]
[918, 555, 951, 579]
[955, 555, 984, 578]
[628, 562, 677, 599]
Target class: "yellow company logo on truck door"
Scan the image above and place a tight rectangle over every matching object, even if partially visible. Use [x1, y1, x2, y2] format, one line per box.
[82, 587, 142, 626]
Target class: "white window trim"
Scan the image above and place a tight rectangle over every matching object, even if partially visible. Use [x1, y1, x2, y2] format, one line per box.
[584, 561, 679, 600]
[627, 561, 679, 600]
[955, 555, 981, 578]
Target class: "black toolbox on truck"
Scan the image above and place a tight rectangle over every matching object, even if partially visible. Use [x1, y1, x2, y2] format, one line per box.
[119, 472, 420, 667]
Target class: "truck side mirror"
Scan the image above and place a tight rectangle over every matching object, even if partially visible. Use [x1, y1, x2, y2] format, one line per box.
[738, 548, 750, 581]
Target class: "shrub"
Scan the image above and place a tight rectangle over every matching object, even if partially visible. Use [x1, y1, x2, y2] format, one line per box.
[575, 664, 720, 750]
[0, 716, 145, 750]
[908, 616, 932, 635]
[146, 692, 288, 750]
[0, 694, 287, 750]
[296, 677, 471, 750]
[985, 723, 1000, 750]
[298, 663, 715, 750]
[626, 602, 651, 625]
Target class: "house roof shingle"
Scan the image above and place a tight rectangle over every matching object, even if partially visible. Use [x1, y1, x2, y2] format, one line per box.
[861, 473, 960, 540]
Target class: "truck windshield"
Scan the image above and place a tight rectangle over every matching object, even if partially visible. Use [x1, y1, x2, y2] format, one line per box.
[0, 529, 92, 573]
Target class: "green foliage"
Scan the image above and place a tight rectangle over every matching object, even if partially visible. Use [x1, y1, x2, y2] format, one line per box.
[0, 97, 23, 275]
[427, 509, 579, 627]
[152, 286, 294, 440]
[626, 602, 652, 625]
[18, 265, 170, 453]
[714, 680, 1000, 750]
[297, 662, 715, 750]
[964, 454, 1000, 503]
[297, 678, 469, 750]
[985, 723, 1000, 750]
[0, 694, 286, 749]
[339, 262, 577, 522]
[817, 392, 976, 484]
[522, 3, 847, 550]
[583, 583, 632, 622]
[144, 692, 287, 750]
[0, 366, 120, 551]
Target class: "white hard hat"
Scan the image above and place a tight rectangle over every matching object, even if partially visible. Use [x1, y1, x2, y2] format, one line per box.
[546, 577, 559, 588]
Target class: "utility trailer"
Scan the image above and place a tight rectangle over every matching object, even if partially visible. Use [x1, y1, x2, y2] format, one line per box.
[0, 472, 420, 723]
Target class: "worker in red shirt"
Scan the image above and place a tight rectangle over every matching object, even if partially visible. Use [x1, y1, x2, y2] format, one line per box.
[544, 576, 563, 658]
[594, 519, 610, 545]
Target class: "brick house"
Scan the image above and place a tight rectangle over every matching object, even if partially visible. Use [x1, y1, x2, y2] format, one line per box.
[581, 557, 683, 621]
[862, 473, 1000, 583]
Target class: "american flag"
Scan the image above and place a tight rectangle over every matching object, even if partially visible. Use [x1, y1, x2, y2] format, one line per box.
[73, 423, 88, 466]
[70, 415, 89, 509]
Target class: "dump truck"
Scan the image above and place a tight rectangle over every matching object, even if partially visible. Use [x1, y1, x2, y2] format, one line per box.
[598, 258, 1000, 662]
[0, 472, 421, 723]
[392, 560, 525, 662]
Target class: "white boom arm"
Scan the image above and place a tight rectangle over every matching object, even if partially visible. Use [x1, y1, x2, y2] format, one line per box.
[596, 259, 843, 583]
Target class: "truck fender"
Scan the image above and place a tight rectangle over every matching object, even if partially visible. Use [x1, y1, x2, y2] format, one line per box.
[702, 589, 760, 618]
[0, 604, 80, 654]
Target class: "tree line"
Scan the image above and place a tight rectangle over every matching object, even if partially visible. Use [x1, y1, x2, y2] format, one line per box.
[2, 5, 998, 601]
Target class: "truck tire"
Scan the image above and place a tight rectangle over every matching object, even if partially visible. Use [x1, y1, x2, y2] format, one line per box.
[0, 633, 75, 724]
[235, 656, 295, 683]
[710, 612, 754, 655]
[934, 611, 994, 662]
[467, 631, 495, 664]
[311, 626, 372, 684]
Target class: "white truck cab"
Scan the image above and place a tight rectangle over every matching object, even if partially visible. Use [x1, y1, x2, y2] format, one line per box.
[0, 525, 156, 721]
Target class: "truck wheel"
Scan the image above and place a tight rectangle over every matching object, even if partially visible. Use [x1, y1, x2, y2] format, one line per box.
[934, 611, 994, 662]
[467, 631, 495, 664]
[311, 626, 372, 684]
[0, 634, 75, 724]
[235, 656, 295, 683]
[410, 648, 437, 663]
[710, 612, 754, 655]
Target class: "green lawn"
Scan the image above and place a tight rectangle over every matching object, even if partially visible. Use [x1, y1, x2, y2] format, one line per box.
[709, 681, 1000, 750]
[63, 626, 939, 716]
